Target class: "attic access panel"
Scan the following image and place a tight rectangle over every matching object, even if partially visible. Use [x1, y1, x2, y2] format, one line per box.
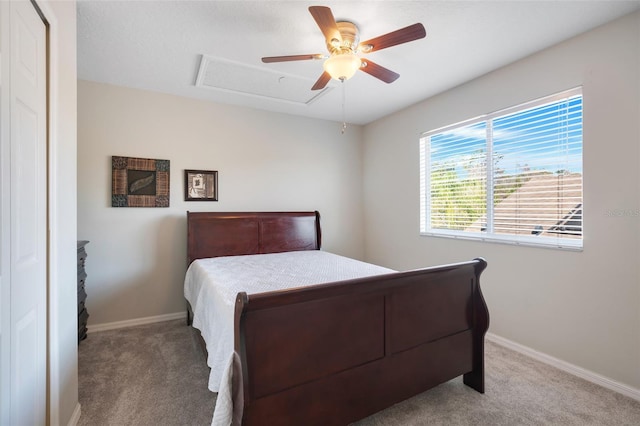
[195, 55, 331, 105]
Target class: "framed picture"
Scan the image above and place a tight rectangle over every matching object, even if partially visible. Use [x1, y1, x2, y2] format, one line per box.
[184, 169, 218, 201]
[112, 156, 170, 207]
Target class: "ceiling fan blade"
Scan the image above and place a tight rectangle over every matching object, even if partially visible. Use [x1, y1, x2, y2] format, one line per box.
[262, 54, 324, 63]
[360, 59, 400, 84]
[359, 23, 426, 53]
[311, 71, 332, 91]
[309, 6, 342, 44]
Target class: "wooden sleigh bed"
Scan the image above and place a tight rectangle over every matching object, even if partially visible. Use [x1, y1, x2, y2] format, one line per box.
[186, 211, 489, 426]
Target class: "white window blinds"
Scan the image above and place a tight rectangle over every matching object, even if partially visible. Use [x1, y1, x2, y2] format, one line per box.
[420, 88, 583, 249]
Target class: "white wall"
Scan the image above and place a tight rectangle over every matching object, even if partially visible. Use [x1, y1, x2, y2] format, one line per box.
[362, 12, 640, 391]
[44, 1, 80, 423]
[77, 80, 364, 326]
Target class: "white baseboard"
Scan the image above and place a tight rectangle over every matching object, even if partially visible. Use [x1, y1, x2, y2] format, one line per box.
[87, 312, 186, 333]
[486, 332, 640, 402]
[67, 403, 81, 426]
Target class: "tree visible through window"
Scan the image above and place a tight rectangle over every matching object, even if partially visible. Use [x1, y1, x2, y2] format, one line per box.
[420, 88, 583, 249]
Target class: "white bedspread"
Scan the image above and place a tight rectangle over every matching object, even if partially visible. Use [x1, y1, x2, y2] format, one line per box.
[183, 250, 394, 425]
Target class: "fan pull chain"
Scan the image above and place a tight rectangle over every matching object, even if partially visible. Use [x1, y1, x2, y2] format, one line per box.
[341, 78, 347, 134]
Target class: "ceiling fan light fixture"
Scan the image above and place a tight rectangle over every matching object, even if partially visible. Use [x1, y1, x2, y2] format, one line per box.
[261, 6, 426, 91]
[323, 53, 362, 81]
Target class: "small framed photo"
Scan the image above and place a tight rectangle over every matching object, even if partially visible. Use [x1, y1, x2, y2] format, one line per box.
[184, 169, 218, 201]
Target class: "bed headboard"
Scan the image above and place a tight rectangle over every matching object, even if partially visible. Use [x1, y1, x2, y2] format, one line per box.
[187, 211, 321, 265]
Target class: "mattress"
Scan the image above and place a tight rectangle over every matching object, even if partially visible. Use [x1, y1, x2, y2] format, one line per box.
[183, 250, 394, 393]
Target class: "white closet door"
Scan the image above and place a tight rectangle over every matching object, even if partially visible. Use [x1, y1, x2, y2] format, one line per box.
[8, 0, 47, 424]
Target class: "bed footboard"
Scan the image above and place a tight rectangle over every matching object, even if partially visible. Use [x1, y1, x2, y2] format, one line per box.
[234, 258, 488, 426]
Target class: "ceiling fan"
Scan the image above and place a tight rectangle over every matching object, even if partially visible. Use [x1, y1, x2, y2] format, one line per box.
[262, 6, 426, 90]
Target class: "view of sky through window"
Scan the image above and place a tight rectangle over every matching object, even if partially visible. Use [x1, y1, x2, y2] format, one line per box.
[421, 90, 583, 249]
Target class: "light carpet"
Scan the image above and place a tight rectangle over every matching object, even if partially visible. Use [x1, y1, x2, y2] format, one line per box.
[78, 319, 640, 425]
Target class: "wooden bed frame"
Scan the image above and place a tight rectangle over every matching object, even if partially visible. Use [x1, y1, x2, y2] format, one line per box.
[186, 211, 489, 426]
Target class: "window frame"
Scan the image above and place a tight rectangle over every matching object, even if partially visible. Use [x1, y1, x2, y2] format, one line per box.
[419, 87, 583, 250]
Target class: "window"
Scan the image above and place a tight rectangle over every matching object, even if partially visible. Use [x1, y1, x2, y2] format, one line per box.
[420, 88, 583, 249]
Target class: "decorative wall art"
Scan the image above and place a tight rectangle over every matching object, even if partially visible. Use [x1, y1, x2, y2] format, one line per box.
[112, 156, 170, 207]
[184, 169, 218, 201]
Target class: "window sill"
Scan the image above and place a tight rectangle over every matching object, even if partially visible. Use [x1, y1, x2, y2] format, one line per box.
[420, 231, 583, 251]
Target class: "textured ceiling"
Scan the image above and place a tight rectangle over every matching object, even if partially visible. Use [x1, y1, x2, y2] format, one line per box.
[77, 0, 640, 125]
